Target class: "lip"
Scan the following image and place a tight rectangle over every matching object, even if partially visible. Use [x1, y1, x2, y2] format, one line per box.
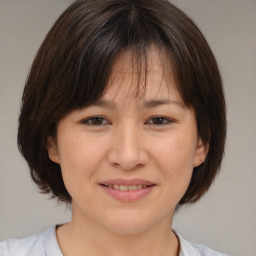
[100, 178, 155, 186]
[99, 179, 156, 202]
[100, 185, 155, 202]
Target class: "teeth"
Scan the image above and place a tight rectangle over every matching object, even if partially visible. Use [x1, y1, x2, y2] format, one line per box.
[106, 184, 151, 191]
[129, 185, 137, 191]
[137, 185, 143, 189]
[114, 185, 119, 190]
[120, 185, 128, 191]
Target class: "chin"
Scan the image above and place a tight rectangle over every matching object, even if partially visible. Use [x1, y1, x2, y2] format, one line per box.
[100, 211, 159, 235]
[105, 222, 151, 235]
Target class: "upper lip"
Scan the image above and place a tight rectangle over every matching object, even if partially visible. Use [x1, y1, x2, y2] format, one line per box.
[100, 179, 156, 186]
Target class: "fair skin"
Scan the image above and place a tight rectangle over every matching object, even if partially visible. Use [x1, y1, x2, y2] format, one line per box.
[47, 50, 208, 256]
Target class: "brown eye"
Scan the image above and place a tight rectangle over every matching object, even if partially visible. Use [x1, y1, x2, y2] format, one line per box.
[82, 116, 109, 126]
[146, 117, 173, 125]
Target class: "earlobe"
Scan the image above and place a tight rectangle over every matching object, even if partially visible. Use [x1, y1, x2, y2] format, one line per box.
[46, 136, 60, 163]
[194, 138, 209, 167]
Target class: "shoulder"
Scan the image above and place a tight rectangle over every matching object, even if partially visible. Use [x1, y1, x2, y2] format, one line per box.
[0, 230, 46, 256]
[0, 226, 62, 256]
[176, 232, 230, 256]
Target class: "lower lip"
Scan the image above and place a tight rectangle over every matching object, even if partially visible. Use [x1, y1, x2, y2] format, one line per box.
[100, 185, 155, 202]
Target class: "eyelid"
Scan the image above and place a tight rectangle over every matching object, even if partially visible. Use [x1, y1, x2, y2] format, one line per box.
[80, 115, 175, 126]
[81, 116, 111, 126]
[145, 116, 175, 125]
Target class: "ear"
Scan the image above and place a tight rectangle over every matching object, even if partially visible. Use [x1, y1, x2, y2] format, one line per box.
[46, 136, 60, 164]
[193, 138, 209, 167]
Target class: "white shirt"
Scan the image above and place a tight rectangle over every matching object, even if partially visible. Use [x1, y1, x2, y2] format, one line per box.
[0, 226, 229, 256]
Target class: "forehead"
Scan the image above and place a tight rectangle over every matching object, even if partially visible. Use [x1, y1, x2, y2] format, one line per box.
[103, 47, 182, 103]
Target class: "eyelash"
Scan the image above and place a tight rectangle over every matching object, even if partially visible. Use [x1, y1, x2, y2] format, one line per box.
[81, 116, 174, 126]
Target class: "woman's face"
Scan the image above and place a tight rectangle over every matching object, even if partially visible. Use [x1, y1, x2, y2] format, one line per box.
[47, 50, 207, 235]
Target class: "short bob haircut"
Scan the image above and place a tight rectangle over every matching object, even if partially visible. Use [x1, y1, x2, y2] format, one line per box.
[18, 0, 226, 205]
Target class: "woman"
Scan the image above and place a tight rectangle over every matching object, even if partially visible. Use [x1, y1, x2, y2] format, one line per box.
[0, 0, 228, 255]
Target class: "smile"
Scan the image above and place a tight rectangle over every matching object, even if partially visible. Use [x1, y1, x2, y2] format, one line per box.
[101, 184, 154, 191]
[99, 180, 156, 202]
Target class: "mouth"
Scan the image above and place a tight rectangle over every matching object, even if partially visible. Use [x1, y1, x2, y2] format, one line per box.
[100, 184, 155, 191]
[99, 179, 156, 202]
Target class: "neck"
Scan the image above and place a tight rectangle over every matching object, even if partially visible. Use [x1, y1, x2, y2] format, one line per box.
[56, 206, 179, 256]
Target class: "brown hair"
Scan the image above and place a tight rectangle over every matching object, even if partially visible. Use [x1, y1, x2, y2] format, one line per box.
[18, 0, 226, 205]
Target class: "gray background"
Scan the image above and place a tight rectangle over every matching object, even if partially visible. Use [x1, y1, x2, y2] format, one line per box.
[0, 1, 255, 255]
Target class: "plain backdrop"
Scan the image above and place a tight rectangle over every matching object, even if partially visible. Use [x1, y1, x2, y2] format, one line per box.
[0, 1, 255, 255]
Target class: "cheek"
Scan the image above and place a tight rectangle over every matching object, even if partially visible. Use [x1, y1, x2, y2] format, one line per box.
[57, 134, 106, 192]
[153, 134, 196, 168]
[150, 132, 196, 189]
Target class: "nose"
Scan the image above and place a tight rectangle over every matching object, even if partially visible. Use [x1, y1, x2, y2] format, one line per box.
[107, 124, 149, 171]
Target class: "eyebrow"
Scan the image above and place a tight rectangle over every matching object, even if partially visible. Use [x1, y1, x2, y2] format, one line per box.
[90, 98, 186, 109]
[142, 99, 186, 108]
